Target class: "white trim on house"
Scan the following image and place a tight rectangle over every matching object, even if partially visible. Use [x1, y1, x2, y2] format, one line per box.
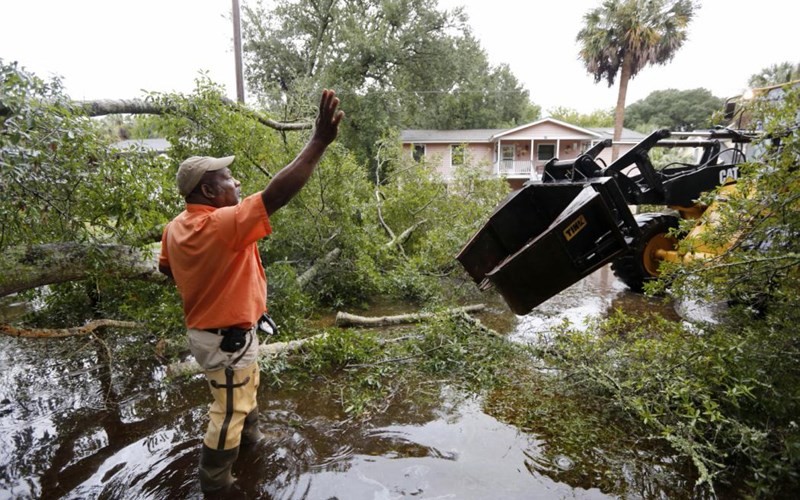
[490, 118, 604, 141]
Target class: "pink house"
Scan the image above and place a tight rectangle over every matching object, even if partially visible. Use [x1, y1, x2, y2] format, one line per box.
[401, 119, 645, 189]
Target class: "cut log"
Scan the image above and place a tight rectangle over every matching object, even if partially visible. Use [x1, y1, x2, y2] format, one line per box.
[335, 304, 486, 328]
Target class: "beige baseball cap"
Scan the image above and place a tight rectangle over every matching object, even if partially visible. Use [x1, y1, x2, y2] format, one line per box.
[176, 155, 235, 196]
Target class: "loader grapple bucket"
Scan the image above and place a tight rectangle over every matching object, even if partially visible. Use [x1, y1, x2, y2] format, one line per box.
[457, 179, 634, 314]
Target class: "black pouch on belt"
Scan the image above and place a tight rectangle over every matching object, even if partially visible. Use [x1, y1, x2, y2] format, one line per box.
[219, 327, 249, 353]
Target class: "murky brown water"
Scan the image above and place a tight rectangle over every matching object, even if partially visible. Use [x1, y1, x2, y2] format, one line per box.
[0, 267, 686, 499]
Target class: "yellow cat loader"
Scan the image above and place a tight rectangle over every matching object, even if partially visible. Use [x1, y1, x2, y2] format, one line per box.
[456, 126, 756, 315]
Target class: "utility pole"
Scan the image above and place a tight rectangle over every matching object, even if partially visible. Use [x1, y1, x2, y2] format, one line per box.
[232, 0, 245, 103]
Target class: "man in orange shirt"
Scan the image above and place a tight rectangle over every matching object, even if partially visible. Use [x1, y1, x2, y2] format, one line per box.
[159, 90, 343, 494]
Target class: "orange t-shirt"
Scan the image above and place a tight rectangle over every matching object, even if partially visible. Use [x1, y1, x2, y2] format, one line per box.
[159, 193, 272, 329]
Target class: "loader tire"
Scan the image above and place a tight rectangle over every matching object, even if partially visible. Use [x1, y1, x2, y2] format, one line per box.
[611, 213, 680, 293]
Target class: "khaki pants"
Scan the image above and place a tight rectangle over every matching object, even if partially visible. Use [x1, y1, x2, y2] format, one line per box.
[188, 328, 260, 450]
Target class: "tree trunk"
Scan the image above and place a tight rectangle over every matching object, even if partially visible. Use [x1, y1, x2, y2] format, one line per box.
[612, 57, 633, 162]
[0, 242, 163, 298]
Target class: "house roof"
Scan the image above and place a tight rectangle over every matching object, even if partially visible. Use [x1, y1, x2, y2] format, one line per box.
[401, 119, 646, 144]
[111, 138, 171, 152]
[491, 118, 602, 140]
[400, 129, 503, 143]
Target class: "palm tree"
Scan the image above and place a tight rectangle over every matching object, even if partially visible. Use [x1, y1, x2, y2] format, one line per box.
[577, 0, 696, 160]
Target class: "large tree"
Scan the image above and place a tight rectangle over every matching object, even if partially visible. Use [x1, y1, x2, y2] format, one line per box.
[0, 61, 509, 335]
[241, 0, 539, 172]
[547, 106, 614, 128]
[624, 88, 723, 132]
[576, 0, 697, 159]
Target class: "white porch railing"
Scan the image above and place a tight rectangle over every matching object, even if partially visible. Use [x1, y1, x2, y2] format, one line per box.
[495, 160, 540, 180]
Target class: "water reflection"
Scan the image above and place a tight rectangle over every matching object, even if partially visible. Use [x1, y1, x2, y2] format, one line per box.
[256, 393, 609, 500]
[0, 328, 615, 499]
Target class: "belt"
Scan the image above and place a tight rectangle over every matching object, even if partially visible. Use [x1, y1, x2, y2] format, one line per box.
[208, 325, 255, 355]
[206, 326, 252, 336]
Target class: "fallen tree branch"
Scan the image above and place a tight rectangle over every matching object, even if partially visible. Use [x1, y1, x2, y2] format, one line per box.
[346, 344, 443, 369]
[74, 98, 312, 131]
[0, 319, 139, 338]
[386, 219, 427, 251]
[374, 189, 396, 243]
[0, 239, 342, 297]
[345, 312, 503, 369]
[335, 304, 486, 328]
[0, 242, 164, 298]
[166, 332, 329, 378]
[297, 248, 342, 289]
[451, 310, 503, 338]
[168, 305, 498, 377]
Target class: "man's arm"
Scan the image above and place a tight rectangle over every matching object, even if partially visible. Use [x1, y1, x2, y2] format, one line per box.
[158, 224, 174, 281]
[261, 89, 344, 215]
[158, 264, 174, 281]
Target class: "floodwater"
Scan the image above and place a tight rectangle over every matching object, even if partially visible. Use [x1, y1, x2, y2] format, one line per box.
[508, 265, 681, 344]
[0, 267, 686, 499]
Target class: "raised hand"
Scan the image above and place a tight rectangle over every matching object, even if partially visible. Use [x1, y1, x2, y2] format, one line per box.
[313, 89, 345, 146]
[261, 89, 345, 215]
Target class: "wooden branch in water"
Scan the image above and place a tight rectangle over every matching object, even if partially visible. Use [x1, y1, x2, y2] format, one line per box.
[334, 304, 486, 328]
[451, 310, 503, 338]
[166, 332, 328, 378]
[0, 319, 140, 338]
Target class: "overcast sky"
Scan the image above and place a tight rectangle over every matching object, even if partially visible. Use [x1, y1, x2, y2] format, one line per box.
[1, 0, 797, 114]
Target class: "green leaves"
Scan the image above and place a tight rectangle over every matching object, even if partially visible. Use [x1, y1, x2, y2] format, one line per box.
[241, 0, 539, 170]
[666, 85, 800, 314]
[539, 293, 800, 495]
[624, 88, 724, 132]
[0, 60, 176, 249]
[748, 61, 800, 88]
[577, 0, 697, 86]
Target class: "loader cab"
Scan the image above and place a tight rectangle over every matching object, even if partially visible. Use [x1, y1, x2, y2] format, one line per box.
[722, 80, 800, 163]
[724, 79, 800, 131]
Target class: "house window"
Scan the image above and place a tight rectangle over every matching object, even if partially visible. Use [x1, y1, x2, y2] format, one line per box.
[451, 145, 465, 166]
[537, 144, 555, 161]
[412, 144, 426, 162]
